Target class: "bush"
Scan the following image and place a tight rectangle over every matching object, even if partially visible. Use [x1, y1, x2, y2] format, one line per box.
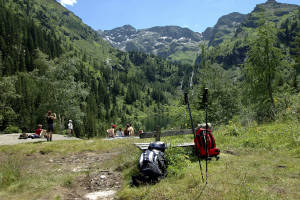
[3, 125, 21, 134]
[165, 147, 191, 176]
[223, 121, 242, 136]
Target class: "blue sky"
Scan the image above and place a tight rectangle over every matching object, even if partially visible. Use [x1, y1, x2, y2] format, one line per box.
[58, 0, 300, 32]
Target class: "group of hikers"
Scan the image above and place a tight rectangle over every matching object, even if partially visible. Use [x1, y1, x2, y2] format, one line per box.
[19, 110, 74, 141]
[107, 123, 140, 138]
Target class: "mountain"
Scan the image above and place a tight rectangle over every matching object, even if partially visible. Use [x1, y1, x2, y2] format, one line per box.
[201, 0, 300, 69]
[99, 25, 203, 64]
[0, 0, 192, 136]
[242, 0, 299, 29]
[202, 12, 247, 46]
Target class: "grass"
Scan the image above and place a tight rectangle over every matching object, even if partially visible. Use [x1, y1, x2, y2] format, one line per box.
[0, 121, 299, 199]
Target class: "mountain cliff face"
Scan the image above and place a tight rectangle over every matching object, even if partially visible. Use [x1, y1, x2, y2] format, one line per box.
[203, 12, 247, 46]
[99, 0, 299, 65]
[99, 25, 203, 64]
[204, 0, 299, 69]
[242, 0, 299, 28]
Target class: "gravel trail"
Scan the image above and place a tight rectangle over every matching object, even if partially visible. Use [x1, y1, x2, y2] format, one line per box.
[0, 133, 80, 146]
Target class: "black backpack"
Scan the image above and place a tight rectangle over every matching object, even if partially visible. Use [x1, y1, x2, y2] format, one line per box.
[139, 142, 168, 178]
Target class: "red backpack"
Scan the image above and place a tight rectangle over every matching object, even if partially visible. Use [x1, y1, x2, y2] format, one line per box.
[194, 128, 220, 159]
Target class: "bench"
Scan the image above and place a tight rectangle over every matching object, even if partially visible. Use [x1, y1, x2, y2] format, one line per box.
[134, 142, 194, 151]
[139, 129, 193, 139]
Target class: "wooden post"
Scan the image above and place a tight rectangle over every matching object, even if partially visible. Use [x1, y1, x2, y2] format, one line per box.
[155, 126, 161, 141]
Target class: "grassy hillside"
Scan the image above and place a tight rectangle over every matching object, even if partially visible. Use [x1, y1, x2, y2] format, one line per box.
[3, 0, 115, 63]
[0, 121, 299, 199]
[0, 0, 196, 136]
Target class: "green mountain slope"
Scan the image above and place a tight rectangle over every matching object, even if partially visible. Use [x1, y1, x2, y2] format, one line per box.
[0, 0, 193, 136]
[203, 12, 247, 46]
[2, 0, 114, 62]
[203, 0, 300, 69]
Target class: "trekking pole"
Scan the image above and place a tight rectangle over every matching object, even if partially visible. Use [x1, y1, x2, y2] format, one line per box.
[203, 88, 209, 184]
[184, 92, 205, 183]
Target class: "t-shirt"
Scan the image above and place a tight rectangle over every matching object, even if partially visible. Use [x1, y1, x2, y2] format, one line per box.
[35, 128, 42, 136]
[116, 130, 122, 137]
[47, 116, 54, 125]
[68, 122, 73, 130]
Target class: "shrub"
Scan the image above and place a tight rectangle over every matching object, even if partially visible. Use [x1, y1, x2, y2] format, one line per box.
[224, 121, 242, 136]
[3, 125, 21, 134]
[165, 147, 191, 176]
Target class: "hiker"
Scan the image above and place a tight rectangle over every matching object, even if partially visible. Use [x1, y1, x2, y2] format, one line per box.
[68, 120, 73, 137]
[116, 127, 123, 137]
[46, 111, 56, 142]
[131, 142, 168, 186]
[28, 124, 43, 139]
[128, 123, 134, 136]
[107, 124, 116, 138]
[123, 124, 129, 137]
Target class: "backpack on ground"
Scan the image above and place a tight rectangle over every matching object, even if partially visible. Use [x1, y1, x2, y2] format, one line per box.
[18, 133, 28, 139]
[132, 142, 168, 186]
[194, 128, 220, 159]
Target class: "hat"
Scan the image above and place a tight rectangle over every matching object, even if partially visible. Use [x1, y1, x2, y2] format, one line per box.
[112, 124, 116, 128]
[69, 120, 72, 122]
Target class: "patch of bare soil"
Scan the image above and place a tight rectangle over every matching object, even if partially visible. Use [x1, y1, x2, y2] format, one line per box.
[223, 150, 239, 156]
[50, 151, 122, 200]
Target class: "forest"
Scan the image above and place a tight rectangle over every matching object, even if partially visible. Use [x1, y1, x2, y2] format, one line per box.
[0, 0, 299, 138]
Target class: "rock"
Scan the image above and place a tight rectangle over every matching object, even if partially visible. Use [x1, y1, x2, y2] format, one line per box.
[84, 190, 116, 200]
[100, 175, 106, 179]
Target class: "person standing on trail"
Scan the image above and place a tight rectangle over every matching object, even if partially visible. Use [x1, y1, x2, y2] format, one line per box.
[68, 120, 73, 137]
[107, 124, 116, 138]
[46, 111, 56, 142]
[128, 124, 134, 136]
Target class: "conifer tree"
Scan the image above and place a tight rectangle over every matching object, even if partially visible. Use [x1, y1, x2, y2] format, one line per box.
[243, 22, 284, 121]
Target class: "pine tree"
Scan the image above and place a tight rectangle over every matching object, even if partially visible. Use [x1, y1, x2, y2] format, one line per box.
[243, 22, 284, 121]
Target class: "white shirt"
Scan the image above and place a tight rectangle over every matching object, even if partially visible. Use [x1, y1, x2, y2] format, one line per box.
[68, 122, 73, 130]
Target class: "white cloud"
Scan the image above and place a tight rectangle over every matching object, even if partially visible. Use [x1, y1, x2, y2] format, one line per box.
[58, 0, 78, 7]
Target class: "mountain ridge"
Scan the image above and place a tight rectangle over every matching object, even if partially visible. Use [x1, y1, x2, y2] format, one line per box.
[98, 0, 299, 65]
[98, 25, 203, 64]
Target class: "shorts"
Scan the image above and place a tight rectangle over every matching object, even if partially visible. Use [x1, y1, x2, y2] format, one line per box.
[47, 124, 54, 132]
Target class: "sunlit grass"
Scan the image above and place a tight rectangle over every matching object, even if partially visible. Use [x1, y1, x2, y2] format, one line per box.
[0, 121, 300, 199]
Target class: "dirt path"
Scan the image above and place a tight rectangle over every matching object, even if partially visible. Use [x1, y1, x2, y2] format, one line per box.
[0, 133, 80, 146]
[48, 151, 122, 200]
[0, 134, 123, 199]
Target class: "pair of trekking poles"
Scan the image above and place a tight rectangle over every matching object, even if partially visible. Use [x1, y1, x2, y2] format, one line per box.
[184, 88, 209, 184]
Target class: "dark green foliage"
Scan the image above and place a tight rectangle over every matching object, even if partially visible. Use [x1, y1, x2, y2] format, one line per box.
[0, 6, 62, 76]
[243, 22, 289, 121]
[1, 0, 299, 135]
[0, 0, 194, 136]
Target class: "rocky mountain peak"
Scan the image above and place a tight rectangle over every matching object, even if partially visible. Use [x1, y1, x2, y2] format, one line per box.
[98, 25, 203, 63]
[266, 0, 277, 3]
[202, 12, 246, 44]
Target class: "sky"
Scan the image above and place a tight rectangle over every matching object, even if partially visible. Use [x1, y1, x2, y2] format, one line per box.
[57, 0, 300, 33]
